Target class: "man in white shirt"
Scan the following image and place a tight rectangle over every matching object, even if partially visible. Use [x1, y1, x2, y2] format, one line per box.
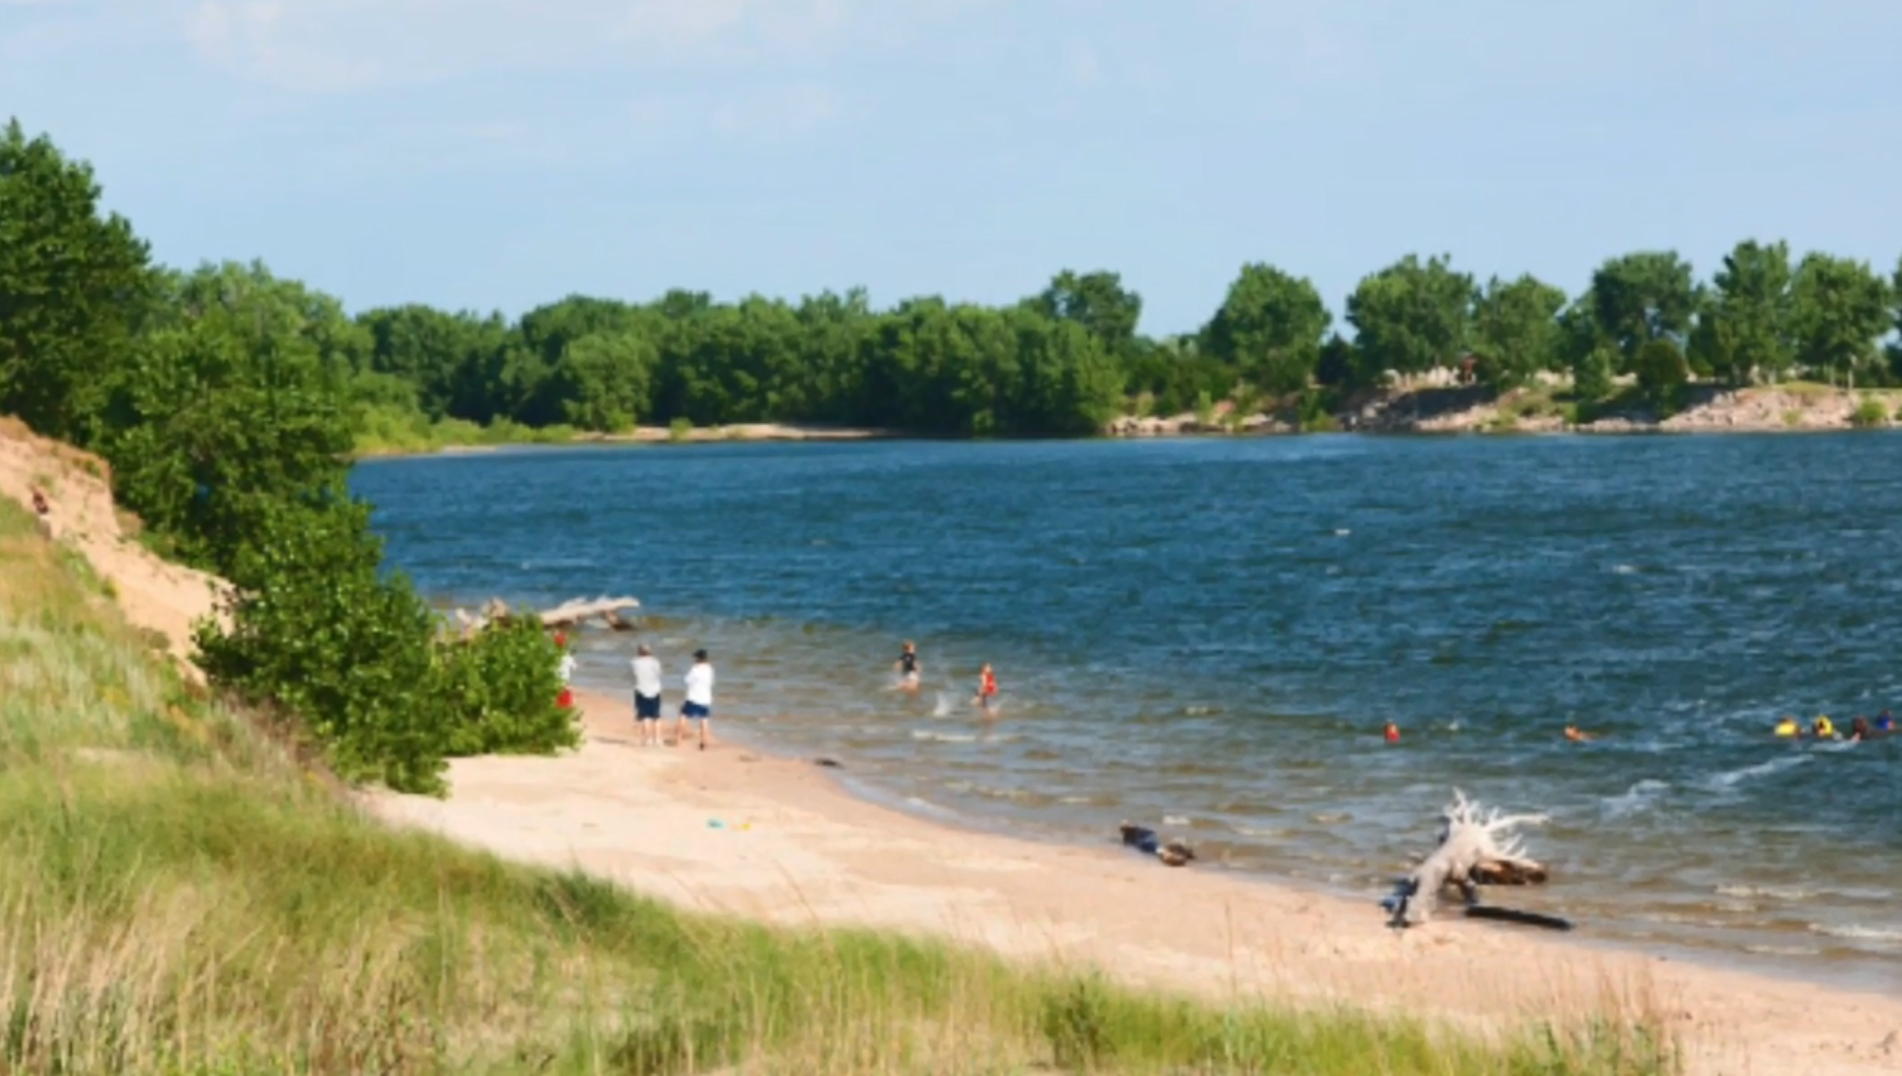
[675, 648, 715, 750]
[631, 644, 663, 746]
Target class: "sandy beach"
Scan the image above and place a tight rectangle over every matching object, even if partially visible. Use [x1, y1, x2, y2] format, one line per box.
[368, 690, 1902, 1076]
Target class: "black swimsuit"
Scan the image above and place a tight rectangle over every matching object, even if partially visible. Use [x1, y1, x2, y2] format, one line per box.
[899, 652, 918, 675]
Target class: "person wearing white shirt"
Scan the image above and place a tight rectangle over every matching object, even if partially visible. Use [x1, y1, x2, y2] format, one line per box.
[675, 648, 716, 750]
[631, 644, 663, 746]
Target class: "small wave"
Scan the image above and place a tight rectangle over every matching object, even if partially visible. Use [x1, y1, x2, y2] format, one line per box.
[1332, 528, 1351, 536]
[1716, 884, 1816, 902]
[1807, 924, 1902, 945]
[1701, 754, 1808, 791]
[1163, 814, 1190, 826]
[911, 730, 977, 744]
[1309, 811, 1353, 825]
[930, 692, 953, 718]
[1601, 779, 1669, 818]
[1611, 564, 1637, 575]
[1745, 944, 1822, 957]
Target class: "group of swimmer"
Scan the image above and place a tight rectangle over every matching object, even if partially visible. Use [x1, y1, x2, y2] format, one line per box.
[1377, 712, 1898, 744]
[893, 640, 1000, 715]
[1774, 711, 1895, 742]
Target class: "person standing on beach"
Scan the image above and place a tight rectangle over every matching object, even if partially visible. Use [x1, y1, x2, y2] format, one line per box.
[631, 643, 663, 746]
[674, 648, 715, 750]
[973, 663, 998, 716]
[554, 633, 576, 709]
[895, 641, 921, 692]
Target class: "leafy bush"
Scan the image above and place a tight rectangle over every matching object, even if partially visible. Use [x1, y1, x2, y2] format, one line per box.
[1634, 339, 1689, 412]
[435, 616, 576, 756]
[669, 416, 694, 442]
[193, 496, 453, 794]
[1850, 396, 1890, 428]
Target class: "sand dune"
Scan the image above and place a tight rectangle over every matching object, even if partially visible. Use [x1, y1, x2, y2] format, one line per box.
[5, 418, 1898, 1075]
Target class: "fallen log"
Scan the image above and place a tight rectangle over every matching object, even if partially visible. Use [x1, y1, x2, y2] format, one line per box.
[450, 595, 641, 635]
[1381, 788, 1549, 927]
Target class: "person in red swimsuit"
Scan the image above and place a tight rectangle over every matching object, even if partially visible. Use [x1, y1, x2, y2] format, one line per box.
[974, 663, 998, 716]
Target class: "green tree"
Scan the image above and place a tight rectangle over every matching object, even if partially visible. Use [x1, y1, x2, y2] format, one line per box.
[358, 304, 512, 420]
[1201, 263, 1331, 394]
[550, 329, 657, 431]
[1345, 254, 1475, 383]
[100, 261, 360, 574]
[1687, 240, 1794, 386]
[1004, 307, 1124, 435]
[0, 118, 155, 442]
[1633, 338, 1689, 410]
[1470, 274, 1566, 391]
[1789, 253, 1892, 388]
[1588, 251, 1697, 366]
[1030, 270, 1143, 358]
[1558, 297, 1616, 404]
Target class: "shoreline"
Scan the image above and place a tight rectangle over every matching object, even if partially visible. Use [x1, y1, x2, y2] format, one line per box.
[350, 384, 1901, 461]
[365, 688, 1902, 1076]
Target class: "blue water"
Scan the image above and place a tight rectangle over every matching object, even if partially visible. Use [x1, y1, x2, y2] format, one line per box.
[353, 435, 1902, 986]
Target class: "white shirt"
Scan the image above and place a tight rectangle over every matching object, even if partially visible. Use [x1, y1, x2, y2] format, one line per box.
[632, 655, 662, 698]
[684, 662, 714, 706]
[557, 654, 576, 684]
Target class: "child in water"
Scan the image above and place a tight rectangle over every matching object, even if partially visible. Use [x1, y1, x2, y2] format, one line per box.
[1383, 721, 1400, 743]
[973, 664, 998, 716]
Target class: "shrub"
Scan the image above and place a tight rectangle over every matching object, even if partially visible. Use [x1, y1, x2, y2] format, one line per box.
[193, 496, 452, 794]
[668, 417, 694, 443]
[1850, 396, 1890, 428]
[434, 616, 576, 757]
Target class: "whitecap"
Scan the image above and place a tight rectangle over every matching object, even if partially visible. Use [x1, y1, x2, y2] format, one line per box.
[1163, 815, 1190, 826]
[1715, 884, 1816, 902]
[1601, 779, 1669, 818]
[1701, 754, 1808, 792]
[1807, 924, 1902, 945]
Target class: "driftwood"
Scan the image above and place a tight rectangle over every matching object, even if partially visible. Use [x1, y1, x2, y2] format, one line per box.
[1118, 822, 1196, 868]
[451, 595, 641, 637]
[1382, 789, 1549, 927]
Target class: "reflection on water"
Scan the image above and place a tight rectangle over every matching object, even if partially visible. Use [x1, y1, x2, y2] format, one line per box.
[360, 435, 1902, 989]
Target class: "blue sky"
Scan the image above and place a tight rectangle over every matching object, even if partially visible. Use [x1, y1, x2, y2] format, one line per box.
[6, 0, 1901, 336]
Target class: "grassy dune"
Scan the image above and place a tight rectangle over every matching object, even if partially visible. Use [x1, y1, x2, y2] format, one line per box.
[0, 498, 1675, 1074]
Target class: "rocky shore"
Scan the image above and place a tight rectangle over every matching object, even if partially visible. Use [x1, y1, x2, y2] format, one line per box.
[1106, 381, 1897, 438]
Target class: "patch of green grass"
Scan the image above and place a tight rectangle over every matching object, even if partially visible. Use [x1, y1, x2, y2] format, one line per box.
[0, 497, 1679, 1075]
[1850, 397, 1891, 429]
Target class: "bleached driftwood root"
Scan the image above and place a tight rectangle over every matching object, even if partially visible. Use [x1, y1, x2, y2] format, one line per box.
[1381, 789, 1549, 927]
[450, 595, 641, 636]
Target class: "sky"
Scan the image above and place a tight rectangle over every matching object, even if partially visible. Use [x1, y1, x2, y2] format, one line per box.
[5, 0, 1902, 337]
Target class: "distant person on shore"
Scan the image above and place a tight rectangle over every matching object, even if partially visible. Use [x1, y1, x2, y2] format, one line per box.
[1383, 721, 1400, 743]
[631, 643, 663, 746]
[1812, 714, 1836, 740]
[895, 641, 921, 692]
[973, 663, 998, 716]
[1773, 715, 1801, 738]
[674, 648, 715, 750]
[554, 633, 576, 709]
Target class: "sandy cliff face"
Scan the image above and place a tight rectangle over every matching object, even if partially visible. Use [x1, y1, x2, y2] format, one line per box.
[0, 417, 225, 673]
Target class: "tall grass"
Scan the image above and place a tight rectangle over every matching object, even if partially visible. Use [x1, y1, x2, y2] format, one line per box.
[0, 498, 1676, 1074]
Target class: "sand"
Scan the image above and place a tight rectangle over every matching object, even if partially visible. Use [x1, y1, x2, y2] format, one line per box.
[4, 418, 1898, 1075]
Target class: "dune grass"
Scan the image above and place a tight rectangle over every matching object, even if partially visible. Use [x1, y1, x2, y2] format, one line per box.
[0, 498, 1677, 1075]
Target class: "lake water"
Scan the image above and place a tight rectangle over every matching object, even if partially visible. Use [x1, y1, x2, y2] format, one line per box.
[353, 434, 1902, 989]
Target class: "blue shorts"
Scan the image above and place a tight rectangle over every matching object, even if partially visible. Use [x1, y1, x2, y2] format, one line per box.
[635, 693, 660, 720]
[681, 701, 710, 720]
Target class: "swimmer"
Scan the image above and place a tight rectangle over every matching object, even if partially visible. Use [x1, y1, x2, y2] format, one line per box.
[894, 641, 921, 692]
[1563, 725, 1598, 742]
[1383, 721, 1400, 743]
[972, 663, 998, 716]
[1812, 714, 1837, 740]
[1849, 716, 1872, 742]
[1773, 715, 1801, 738]
[1878, 710, 1895, 733]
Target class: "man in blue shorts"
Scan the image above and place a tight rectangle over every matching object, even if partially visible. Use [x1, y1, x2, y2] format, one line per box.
[631, 643, 663, 746]
[675, 648, 716, 750]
